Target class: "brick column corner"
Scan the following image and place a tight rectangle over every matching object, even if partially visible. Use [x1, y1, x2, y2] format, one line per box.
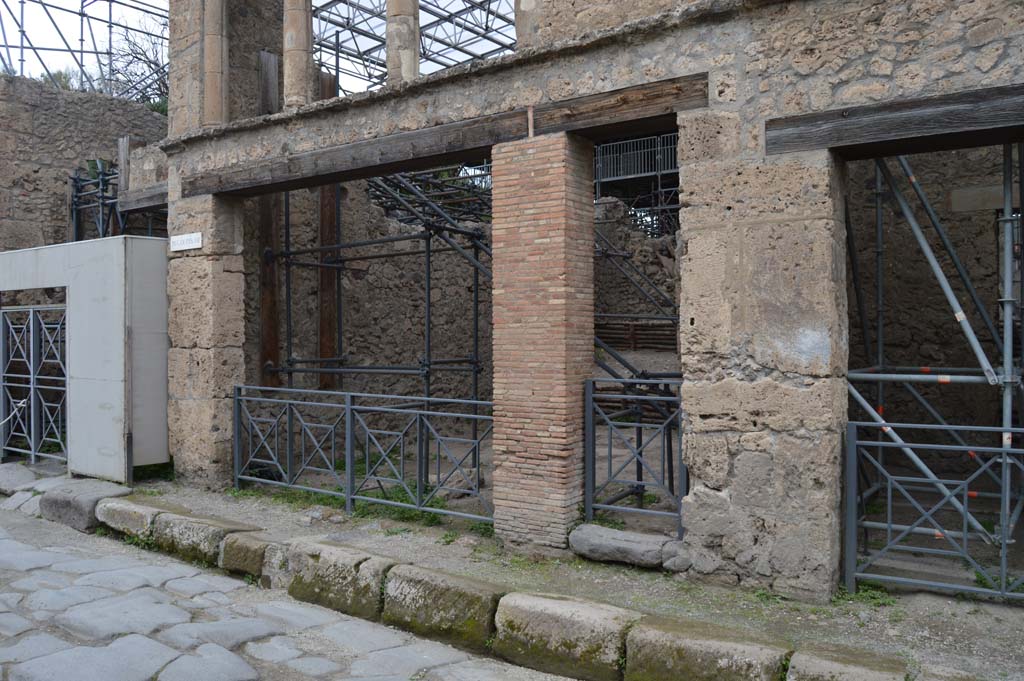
[490, 132, 595, 552]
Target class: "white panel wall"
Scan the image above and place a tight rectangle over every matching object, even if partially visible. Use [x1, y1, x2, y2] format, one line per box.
[0, 236, 169, 482]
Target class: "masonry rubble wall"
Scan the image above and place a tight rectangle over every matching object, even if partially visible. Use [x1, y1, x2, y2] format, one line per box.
[594, 198, 678, 319]
[162, 0, 1024, 597]
[240, 181, 496, 401]
[0, 75, 166, 305]
[515, 0, 686, 49]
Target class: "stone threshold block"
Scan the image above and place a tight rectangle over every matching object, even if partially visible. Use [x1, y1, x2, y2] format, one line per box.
[568, 524, 671, 569]
[39, 479, 133, 532]
[624, 616, 791, 681]
[493, 592, 642, 681]
[95, 496, 193, 537]
[286, 541, 399, 621]
[382, 564, 504, 653]
[787, 644, 908, 681]
[152, 511, 260, 564]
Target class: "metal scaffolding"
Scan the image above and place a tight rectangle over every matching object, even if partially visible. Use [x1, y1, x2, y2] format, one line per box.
[595, 133, 680, 238]
[312, 0, 516, 94]
[2, 1, 515, 100]
[69, 159, 166, 240]
[0, 0, 168, 101]
[275, 174, 490, 401]
[845, 144, 1024, 599]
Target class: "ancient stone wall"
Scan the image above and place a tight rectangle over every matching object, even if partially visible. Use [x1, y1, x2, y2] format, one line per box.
[241, 182, 495, 401]
[594, 198, 677, 317]
[168, 0, 1024, 211]
[0, 75, 166, 253]
[163, 0, 1024, 598]
[515, 0, 685, 49]
[0, 75, 166, 307]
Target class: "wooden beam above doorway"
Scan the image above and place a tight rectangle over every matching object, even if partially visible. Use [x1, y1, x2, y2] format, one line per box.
[180, 73, 708, 199]
[765, 83, 1024, 159]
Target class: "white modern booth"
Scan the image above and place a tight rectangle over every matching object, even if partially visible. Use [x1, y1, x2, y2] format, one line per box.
[0, 236, 169, 483]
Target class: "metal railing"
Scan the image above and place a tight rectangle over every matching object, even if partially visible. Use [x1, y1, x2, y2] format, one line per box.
[594, 133, 679, 183]
[234, 385, 493, 522]
[845, 421, 1024, 599]
[0, 305, 67, 462]
[584, 377, 687, 537]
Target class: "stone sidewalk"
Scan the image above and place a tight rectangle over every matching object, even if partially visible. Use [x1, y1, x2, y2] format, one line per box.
[0, 510, 566, 681]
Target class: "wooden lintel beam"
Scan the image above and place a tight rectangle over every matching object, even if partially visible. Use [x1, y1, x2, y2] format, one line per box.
[534, 72, 707, 138]
[766, 83, 1024, 159]
[118, 182, 168, 213]
[181, 73, 709, 198]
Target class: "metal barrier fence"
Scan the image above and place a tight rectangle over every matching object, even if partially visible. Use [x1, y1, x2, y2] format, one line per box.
[584, 377, 686, 537]
[594, 133, 679, 183]
[845, 420, 1024, 599]
[0, 306, 67, 462]
[234, 386, 493, 522]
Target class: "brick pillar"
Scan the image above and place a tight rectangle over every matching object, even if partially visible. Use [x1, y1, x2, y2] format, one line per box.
[166, 178, 247, 488]
[490, 132, 594, 551]
[283, 0, 312, 108]
[675, 109, 847, 602]
[386, 0, 419, 85]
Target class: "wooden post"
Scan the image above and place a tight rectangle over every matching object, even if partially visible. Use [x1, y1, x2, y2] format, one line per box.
[258, 51, 283, 386]
[318, 70, 339, 389]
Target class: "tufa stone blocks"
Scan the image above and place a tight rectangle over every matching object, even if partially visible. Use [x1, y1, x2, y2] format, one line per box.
[493, 592, 641, 681]
[38, 480, 133, 532]
[381, 565, 503, 653]
[152, 511, 259, 563]
[786, 644, 908, 681]
[218, 532, 272, 577]
[286, 542, 397, 620]
[624, 616, 791, 681]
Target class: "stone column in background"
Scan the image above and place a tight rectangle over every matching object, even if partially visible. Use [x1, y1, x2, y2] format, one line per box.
[513, 0, 538, 49]
[168, 0, 228, 134]
[283, 0, 313, 108]
[165, 172, 247, 488]
[386, 0, 419, 85]
[201, 0, 228, 126]
[490, 132, 594, 552]
[168, 0, 203, 135]
[675, 108, 848, 602]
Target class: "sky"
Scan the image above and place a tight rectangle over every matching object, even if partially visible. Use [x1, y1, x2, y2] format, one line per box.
[1, 0, 516, 98]
[0, 0, 167, 85]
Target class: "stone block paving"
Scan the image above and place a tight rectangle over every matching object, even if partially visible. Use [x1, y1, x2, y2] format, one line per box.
[0, 511, 567, 680]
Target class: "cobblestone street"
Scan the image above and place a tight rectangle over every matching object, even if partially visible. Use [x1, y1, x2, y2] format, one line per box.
[0, 511, 565, 681]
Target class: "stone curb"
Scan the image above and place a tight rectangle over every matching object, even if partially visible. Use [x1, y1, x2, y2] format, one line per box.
[786, 644, 908, 681]
[1, 478, 924, 681]
[286, 541, 394, 621]
[382, 564, 503, 653]
[494, 592, 641, 681]
[38, 479, 133, 532]
[624, 616, 791, 681]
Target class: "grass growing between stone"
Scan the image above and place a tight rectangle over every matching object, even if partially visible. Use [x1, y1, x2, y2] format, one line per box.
[226, 482, 451, 527]
[830, 583, 896, 608]
[134, 462, 176, 482]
